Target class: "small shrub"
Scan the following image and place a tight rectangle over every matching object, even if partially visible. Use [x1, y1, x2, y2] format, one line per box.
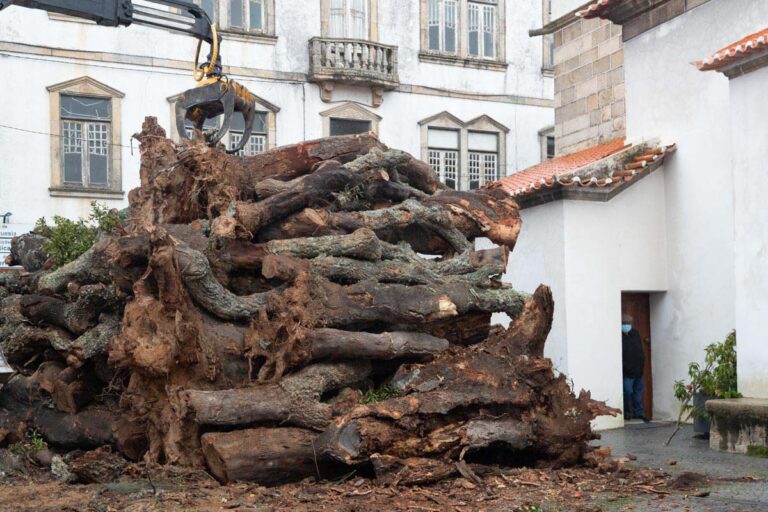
[9, 430, 47, 457]
[34, 201, 125, 268]
[359, 385, 399, 404]
[747, 445, 768, 458]
[673, 331, 741, 421]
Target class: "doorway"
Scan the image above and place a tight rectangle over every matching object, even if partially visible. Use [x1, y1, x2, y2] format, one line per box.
[621, 292, 653, 418]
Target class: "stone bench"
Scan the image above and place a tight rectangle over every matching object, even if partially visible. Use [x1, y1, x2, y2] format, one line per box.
[706, 398, 768, 454]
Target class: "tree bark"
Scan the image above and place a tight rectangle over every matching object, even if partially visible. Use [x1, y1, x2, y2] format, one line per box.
[278, 274, 528, 329]
[201, 427, 322, 485]
[304, 329, 448, 362]
[185, 386, 331, 431]
[19, 283, 114, 334]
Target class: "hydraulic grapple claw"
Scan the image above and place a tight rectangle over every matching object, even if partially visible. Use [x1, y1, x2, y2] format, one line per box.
[175, 78, 257, 154]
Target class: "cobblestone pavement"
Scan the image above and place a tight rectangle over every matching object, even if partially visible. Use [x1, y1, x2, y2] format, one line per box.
[593, 422, 768, 511]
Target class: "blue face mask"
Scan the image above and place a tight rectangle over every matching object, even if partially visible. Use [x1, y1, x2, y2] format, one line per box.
[622, 324, 632, 334]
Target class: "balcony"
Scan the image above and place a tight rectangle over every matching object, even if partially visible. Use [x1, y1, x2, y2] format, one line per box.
[309, 37, 399, 106]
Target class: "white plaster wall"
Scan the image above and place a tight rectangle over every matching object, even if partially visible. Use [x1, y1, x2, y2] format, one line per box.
[0, 0, 553, 224]
[477, 201, 569, 371]
[480, 170, 668, 431]
[622, 0, 768, 419]
[562, 171, 668, 429]
[0, 45, 551, 224]
[0, 0, 551, 97]
[729, 65, 768, 399]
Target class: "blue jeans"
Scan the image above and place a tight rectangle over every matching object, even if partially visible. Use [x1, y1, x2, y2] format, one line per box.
[623, 376, 645, 419]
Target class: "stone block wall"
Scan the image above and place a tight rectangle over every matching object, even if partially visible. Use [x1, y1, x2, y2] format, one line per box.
[552, 16, 625, 157]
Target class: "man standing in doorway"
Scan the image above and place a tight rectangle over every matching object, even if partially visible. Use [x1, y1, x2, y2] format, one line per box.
[622, 314, 649, 422]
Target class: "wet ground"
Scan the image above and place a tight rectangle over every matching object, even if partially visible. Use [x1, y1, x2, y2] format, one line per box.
[595, 422, 768, 511]
[0, 422, 764, 511]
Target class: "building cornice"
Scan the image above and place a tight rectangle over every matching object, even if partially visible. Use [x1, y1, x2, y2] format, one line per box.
[0, 41, 553, 108]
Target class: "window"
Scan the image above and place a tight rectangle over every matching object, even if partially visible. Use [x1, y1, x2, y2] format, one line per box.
[329, 0, 368, 39]
[330, 118, 371, 136]
[420, 0, 504, 67]
[229, 0, 263, 31]
[420, 112, 508, 191]
[183, 113, 268, 157]
[48, 77, 124, 198]
[539, 126, 555, 162]
[61, 96, 111, 187]
[428, 0, 458, 53]
[428, 128, 460, 189]
[229, 112, 268, 156]
[198, 0, 216, 22]
[468, 1, 495, 59]
[195, 0, 274, 35]
[171, 89, 279, 154]
[468, 131, 498, 189]
[320, 102, 381, 137]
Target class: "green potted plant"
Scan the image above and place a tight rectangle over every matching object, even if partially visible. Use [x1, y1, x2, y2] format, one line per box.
[666, 331, 740, 444]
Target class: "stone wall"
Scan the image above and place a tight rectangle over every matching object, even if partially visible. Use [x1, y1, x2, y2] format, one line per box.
[552, 16, 625, 156]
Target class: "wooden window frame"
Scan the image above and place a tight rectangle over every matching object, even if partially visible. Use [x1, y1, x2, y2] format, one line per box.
[169, 90, 280, 152]
[47, 77, 124, 199]
[197, 0, 276, 39]
[419, 0, 506, 70]
[419, 112, 508, 191]
[320, 102, 381, 137]
[321, 0, 378, 41]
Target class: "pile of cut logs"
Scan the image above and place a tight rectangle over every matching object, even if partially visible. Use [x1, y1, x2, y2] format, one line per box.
[0, 117, 615, 485]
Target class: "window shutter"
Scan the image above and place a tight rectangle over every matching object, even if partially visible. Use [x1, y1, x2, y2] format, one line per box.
[468, 131, 497, 151]
[428, 0, 440, 50]
[249, 0, 264, 30]
[350, 0, 367, 39]
[428, 128, 459, 149]
[444, 0, 457, 53]
[468, 3, 480, 56]
[482, 4, 495, 58]
[230, 0, 244, 28]
[329, 0, 346, 37]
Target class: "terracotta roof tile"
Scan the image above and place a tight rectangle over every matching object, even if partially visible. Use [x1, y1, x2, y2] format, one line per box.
[493, 138, 628, 195]
[488, 138, 676, 202]
[697, 28, 768, 72]
[576, 0, 621, 19]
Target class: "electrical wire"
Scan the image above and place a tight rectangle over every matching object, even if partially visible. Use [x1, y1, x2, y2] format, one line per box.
[0, 123, 135, 150]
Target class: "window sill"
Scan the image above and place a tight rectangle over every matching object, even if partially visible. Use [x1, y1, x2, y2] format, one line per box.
[418, 52, 508, 71]
[49, 187, 125, 199]
[219, 30, 277, 45]
[542, 67, 554, 78]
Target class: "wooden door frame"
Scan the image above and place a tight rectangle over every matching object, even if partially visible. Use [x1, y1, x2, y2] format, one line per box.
[621, 292, 653, 418]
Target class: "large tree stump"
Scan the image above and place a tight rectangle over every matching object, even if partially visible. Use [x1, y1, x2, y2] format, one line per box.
[0, 118, 616, 487]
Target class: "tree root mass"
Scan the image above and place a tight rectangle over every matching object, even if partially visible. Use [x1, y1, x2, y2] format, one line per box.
[0, 117, 617, 486]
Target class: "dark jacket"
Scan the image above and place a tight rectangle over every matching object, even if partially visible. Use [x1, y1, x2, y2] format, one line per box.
[622, 329, 645, 378]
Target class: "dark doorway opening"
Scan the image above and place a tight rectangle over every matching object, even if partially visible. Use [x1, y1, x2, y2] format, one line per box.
[621, 292, 653, 419]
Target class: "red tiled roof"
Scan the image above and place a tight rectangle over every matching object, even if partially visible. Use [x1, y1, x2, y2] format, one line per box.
[494, 138, 628, 195]
[576, 0, 621, 19]
[490, 138, 676, 200]
[697, 28, 768, 72]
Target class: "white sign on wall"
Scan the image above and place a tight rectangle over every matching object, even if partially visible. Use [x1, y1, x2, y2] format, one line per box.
[0, 223, 35, 268]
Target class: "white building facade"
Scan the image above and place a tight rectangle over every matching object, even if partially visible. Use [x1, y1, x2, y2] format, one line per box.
[0, 0, 553, 230]
[489, 0, 768, 430]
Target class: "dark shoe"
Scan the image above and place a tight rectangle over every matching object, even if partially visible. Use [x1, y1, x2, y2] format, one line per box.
[642, 416, 651, 423]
